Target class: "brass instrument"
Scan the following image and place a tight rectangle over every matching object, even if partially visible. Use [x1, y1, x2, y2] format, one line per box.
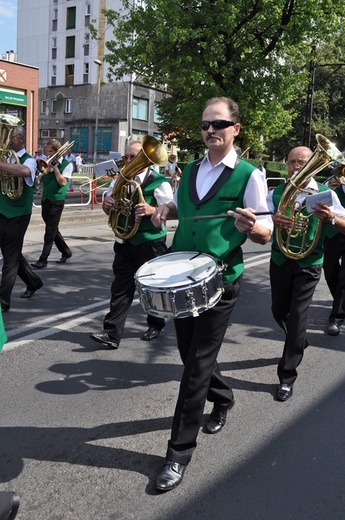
[0, 114, 25, 200]
[108, 136, 168, 240]
[37, 141, 75, 174]
[276, 134, 345, 260]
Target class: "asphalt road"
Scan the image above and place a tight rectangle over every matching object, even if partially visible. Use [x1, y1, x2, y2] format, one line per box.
[1, 208, 344, 520]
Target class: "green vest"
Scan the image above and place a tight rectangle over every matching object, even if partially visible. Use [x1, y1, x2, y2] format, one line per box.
[42, 158, 70, 201]
[124, 170, 168, 246]
[325, 186, 345, 239]
[172, 158, 255, 283]
[271, 182, 329, 267]
[0, 151, 35, 218]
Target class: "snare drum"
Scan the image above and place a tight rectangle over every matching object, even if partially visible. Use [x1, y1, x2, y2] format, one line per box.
[135, 252, 224, 318]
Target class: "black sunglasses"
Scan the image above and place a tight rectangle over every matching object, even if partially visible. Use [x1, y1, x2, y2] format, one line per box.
[201, 120, 236, 131]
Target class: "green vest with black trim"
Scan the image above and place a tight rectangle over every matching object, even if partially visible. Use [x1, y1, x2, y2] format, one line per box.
[42, 158, 70, 202]
[271, 182, 329, 267]
[0, 151, 34, 218]
[124, 169, 168, 246]
[172, 158, 255, 284]
[325, 186, 345, 239]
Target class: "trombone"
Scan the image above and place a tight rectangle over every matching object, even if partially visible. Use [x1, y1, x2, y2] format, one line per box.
[36, 141, 75, 174]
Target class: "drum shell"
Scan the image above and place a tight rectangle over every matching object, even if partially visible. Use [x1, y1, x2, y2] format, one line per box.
[135, 252, 224, 318]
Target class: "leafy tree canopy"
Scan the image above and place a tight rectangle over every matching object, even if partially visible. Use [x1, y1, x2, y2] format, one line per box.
[99, 0, 345, 157]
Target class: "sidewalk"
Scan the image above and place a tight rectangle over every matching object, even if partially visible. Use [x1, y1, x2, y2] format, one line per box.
[29, 204, 178, 230]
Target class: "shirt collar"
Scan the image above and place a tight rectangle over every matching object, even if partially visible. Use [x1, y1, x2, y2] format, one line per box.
[202, 147, 238, 170]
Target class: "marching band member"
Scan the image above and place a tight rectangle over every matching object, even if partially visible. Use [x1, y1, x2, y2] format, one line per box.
[151, 97, 273, 491]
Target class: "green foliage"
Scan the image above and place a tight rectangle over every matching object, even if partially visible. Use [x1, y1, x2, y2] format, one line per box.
[101, 0, 345, 156]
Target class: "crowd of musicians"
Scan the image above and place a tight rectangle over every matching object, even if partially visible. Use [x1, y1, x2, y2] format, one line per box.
[1, 96, 345, 494]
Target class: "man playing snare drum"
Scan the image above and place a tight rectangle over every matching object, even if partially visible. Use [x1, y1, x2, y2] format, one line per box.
[151, 97, 273, 491]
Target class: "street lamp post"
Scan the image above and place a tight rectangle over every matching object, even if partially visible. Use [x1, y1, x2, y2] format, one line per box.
[93, 59, 102, 165]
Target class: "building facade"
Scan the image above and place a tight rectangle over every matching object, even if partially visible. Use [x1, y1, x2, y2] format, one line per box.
[17, 0, 165, 159]
[0, 59, 39, 154]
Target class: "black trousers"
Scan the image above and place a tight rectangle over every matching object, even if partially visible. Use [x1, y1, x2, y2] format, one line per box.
[270, 260, 322, 386]
[166, 277, 241, 465]
[0, 213, 42, 307]
[103, 237, 167, 344]
[39, 199, 71, 263]
[323, 234, 345, 324]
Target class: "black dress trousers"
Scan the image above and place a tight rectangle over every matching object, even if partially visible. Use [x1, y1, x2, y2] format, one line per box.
[166, 276, 241, 465]
[270, 259, 322, 385]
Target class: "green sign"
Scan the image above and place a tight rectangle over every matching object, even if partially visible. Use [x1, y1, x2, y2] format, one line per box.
[0, 90, 27, 106]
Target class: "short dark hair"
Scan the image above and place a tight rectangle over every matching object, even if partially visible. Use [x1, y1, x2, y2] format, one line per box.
[204, 97, 240, 124]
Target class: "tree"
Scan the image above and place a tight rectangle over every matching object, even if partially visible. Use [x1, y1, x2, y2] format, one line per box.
[100, 0, 345, 157]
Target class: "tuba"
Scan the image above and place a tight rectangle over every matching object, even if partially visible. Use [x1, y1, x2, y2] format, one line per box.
[276, 134, 345, 260]
[108, 136, 168, 240]
[0, 114, 25, 200]
[36, 141, 75, 174]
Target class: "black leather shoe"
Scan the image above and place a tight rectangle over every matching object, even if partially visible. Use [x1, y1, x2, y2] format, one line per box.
[20, 281, 44, 299]
[155, 460, 186, 491]
[0, 491, 20, 520]
[327, 322, 340, 336]
[141, 327, 161, 341]
[31, 261, 47, 269]
[276, 383, 293, 402]
[203, 400, 235, 434]
[89, 332, 119, 349]
[56, 254, 72, 264]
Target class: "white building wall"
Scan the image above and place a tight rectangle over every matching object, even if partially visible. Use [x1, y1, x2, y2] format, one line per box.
[17, 0, 123, 88]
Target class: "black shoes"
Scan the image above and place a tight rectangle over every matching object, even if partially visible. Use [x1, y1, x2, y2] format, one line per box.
[56, 253, 72, 264]
[203, 401, 235, 434]
[327, 322, 340, 336]
[141, 327, 161, 341]
[20, 281, 44, 299]
[89, 332, 119, 349]
[276, 383, 293, 402]
[0, 491, 20, 520]
[155, 460, 186, 491]
[31, 261, 47, 269]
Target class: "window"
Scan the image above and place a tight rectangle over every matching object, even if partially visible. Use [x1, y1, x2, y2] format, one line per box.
[66, 6, 76, 29]
[85, 14, 90, 27]
[66, 36, 75, 58]
[83, 63, 89, 84]
[52, 9, 58, 31]
[65, 99, 73, 113]
[51, 65, 57, 86]
[93, 127, 112, 153]
[52, 38, 57, 59]
[40, 100, 47, 115]
[132, 129, 148, 139]
[153, 104, 161, 123]
[65, 64, 74, 86]
[86, 3, 91, 14]
[132, 97, 148, 121]
[41, 130, 50, 138]
[51, 99, 57, 114]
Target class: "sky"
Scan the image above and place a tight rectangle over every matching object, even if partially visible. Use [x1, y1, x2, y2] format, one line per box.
[0, 0, 17, 54]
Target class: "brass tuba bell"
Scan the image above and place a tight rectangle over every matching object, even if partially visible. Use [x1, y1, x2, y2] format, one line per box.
[0, 114, 25, 200]
[276, 134, 345, 260]
[108, 136, 168, 240]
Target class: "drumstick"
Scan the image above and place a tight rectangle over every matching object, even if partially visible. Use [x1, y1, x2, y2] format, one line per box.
[182, 212, 273, 221]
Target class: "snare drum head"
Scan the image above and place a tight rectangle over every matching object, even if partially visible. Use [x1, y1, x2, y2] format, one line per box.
[135, 252, 217, 288]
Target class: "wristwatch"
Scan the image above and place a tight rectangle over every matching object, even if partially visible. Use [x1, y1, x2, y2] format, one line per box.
[331, 215, 336, 226]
